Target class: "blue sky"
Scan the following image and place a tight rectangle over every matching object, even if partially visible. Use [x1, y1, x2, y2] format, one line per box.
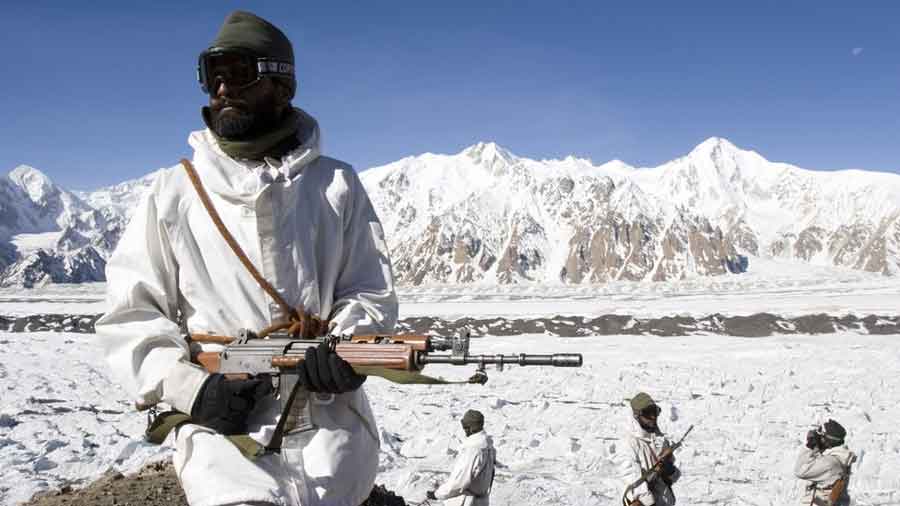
[3, 1, 898, 189]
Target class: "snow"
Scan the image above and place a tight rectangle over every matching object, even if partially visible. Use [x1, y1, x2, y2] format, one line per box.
[8, 166, 56, 204]
[4, 137, 900, 288]
[9, 233, 64, 254]
[0, 281, 899, 505]
[358, 137, 900, 285]
[0, 267, 898, 319]
[0, 283, 106, 316]
[1, 329, 898, 506]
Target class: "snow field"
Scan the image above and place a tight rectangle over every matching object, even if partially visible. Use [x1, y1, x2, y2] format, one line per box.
[0, 330, 898, 505]
[365, 333, 900, 506]
[0, 331, 167, 505]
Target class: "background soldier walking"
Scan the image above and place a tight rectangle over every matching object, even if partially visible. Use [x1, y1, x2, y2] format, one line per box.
[426, 410, 496, 506]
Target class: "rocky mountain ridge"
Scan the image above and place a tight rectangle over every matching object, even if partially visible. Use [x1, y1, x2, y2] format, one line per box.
[361, 138, 900, 284]
[2, 138, 898, 286]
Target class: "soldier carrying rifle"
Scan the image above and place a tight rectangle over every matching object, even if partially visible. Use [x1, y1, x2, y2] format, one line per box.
[96, 10, 398, 506]
[794, 419, 856, 506]
[620, 392, 686, 506]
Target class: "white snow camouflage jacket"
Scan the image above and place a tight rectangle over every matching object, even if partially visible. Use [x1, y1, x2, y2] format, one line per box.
[794, 445, 855, 506]
[434, 431, 496, 506]
[619, 418, 681, 506]
[96, 108, 398, 506]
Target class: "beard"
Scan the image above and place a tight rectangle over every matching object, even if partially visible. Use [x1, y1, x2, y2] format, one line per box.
[209, 93, 282, 140]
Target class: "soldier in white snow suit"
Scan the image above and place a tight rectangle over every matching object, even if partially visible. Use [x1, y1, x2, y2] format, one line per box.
[794, 419, 856, 506]
[619, 392, 681, 506]
[96, 10, 397, 506]
[426, 410, 496, 506]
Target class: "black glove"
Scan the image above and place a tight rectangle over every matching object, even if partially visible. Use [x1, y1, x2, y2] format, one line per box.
[190, 374, 274, 435]
[806, 430, 819, 450]
[661, 459, 679, 485]
[296, 341, 366, 394]
[426, 490, 437, 500]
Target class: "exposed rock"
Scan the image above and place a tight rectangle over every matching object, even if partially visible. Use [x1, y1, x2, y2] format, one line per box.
[5, 312, 898, 338]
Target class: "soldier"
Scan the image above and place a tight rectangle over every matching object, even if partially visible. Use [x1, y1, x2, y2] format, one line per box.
[620, 392, 681, 506]
[794, 419, 856, 506]
[426, 410, 496, 506]
[96, 10, 397, 506]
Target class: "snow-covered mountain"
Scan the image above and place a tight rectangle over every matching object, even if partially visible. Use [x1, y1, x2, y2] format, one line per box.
[0, 166, 121, 287]
[2, 138, 899, 286]
[361, 138, 900, 284]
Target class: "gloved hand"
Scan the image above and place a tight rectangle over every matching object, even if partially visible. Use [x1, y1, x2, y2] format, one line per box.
[190, 374, 274, 435]
[806, 430, 819, 450]
[426, 490, 437, 500]
[661, 459, 679, 484]
[296, 341, 366, 394]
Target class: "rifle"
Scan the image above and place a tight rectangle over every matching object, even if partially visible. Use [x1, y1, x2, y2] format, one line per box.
[827, 453, 855, 505]
[145, 330, 582, 457]
[188, 329, 583, 381]
[622, 425, 694, 506]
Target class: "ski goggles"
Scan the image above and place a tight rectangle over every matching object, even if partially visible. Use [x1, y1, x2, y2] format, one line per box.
[639, 405, 661, 418]
[197, 48, 294, 94]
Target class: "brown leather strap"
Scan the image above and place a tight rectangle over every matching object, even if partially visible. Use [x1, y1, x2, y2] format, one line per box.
[180, 159, 297, 321]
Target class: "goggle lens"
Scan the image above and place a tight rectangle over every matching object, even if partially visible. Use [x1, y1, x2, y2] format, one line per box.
[200, 52, 259, 93]
[641, 405, 661, 418]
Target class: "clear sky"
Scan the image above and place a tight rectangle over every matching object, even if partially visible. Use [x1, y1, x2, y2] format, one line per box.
[3, 1, 898, 190]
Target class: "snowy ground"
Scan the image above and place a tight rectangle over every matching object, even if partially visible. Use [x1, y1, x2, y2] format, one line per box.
[0, 261, 898, 319]
[1, 272, 899, 506]
[2, 332, 899, 505]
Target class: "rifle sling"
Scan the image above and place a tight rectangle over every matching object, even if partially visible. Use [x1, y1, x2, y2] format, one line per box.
[145, 410, 264, 460]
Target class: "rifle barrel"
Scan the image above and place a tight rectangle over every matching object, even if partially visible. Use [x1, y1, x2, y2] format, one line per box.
[419, 353, 583, 367]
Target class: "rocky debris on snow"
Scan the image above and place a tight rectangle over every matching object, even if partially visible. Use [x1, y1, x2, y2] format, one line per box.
[17, 460, 407, 506]
[2, 312, 899, 337]
[360, 484, 407, 506]
[18, 461, 186, 506]
[0, 313, 98, 333]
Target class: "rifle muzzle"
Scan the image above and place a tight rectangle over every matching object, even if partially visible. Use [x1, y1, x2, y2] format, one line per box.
[419, 353, 583, 367]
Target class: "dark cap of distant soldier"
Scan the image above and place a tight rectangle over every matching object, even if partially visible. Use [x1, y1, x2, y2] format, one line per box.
[461, 409, 485, 434]
[823, 419, 846, 443]
[630, 392, 657, 414]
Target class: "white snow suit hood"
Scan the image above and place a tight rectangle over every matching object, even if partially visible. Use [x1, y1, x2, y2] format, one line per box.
[618, 417, 681, 506]
[96, 107, 398, 506]
[434, 430, 496, 506]
[794, 445, 855, 506]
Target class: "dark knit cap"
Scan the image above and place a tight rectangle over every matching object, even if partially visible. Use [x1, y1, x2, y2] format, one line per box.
[461, 409, 485, 429]
[823, 419, 846, 442]
[630, 392, 656, 413]
[210, 11, 294, 64]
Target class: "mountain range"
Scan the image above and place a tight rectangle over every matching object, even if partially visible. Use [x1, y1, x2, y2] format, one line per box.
[2, 138, 898, 287]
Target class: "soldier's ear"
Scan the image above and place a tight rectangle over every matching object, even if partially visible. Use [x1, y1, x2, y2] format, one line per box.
[272, 78, 294, 106]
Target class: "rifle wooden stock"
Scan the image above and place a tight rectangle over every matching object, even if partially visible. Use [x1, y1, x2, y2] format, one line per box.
[829, 476, 848, 504]
[194, 342, 419, 373]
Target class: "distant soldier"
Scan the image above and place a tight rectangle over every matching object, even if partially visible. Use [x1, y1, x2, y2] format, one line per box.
[427, 410, 496, 506]
[794, 419, 856, 506]
[620, 392, 681, 506]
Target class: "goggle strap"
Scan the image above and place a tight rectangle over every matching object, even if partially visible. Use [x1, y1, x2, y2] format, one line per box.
[256, 60, 294, 77]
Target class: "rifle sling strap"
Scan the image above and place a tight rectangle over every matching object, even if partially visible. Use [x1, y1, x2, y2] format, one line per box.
[180, 159, 298, 321]
[145, 410, 264, 459]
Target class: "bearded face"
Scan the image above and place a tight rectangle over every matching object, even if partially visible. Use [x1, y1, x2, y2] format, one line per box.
[207, 77, 285, 140]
